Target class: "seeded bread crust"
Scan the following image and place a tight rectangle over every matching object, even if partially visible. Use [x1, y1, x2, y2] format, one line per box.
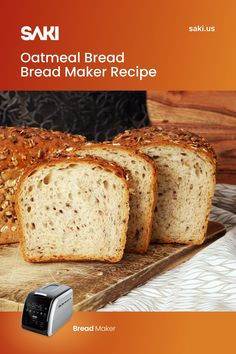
[0, 126, 86, 244]
[75, 142, 158, 253]
[16, 156, 130, 263]
[114, 127, 216, 166]
[114, 127, 216, 245]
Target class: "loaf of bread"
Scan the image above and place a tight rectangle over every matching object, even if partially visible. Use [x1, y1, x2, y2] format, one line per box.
[0, 126, 86, 244]
[16, 157, 129, 263]
[114, 127, 216, 245]
[75, 143, 157, 253]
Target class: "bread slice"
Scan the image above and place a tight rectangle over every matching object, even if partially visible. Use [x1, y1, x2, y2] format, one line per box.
[0, 126, 86, 245]
[114, 127, 216, 245]
[16, 157, 129, 263]
[75, 143, 157, 253]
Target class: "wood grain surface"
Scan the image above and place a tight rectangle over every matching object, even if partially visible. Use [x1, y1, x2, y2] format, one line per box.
[147, 91, 236, 184]
[0, 221, 226, 312]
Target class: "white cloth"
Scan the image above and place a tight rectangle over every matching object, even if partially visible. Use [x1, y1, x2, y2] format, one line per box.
[100, 184, 236, 311]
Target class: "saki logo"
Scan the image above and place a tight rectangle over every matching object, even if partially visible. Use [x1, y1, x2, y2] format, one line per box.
[21, 26, 59, 41]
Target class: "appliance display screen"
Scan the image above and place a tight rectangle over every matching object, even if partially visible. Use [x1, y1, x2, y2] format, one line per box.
[22, 294, 52, 332]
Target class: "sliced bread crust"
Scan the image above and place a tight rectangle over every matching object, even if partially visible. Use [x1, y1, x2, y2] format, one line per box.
[75, 143, 158, 253]
[114, 127, 216, 164]
[16, 157, 129, 263]
[114, 127, 216, 245]
[0, 126, 86, 245]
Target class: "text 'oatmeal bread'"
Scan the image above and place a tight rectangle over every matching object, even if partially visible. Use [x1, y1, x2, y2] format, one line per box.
[0, 126, 86, 245]
[75, 143, 158, 253]
[114, 127, 216, 245]
[16, 157, 130, 263]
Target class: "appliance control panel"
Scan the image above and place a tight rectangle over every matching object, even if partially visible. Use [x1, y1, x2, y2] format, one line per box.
[22, 294, 51, 332]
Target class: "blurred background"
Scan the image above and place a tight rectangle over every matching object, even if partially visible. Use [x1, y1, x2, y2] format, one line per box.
[0, 91, 235, 184]
[0, 91, 149, 142]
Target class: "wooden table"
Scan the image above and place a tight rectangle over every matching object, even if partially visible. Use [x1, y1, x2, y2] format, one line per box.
[147, 91, 236, 184]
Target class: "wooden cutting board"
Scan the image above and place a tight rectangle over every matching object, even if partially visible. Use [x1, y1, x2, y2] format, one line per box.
[0, 221, 226, 312]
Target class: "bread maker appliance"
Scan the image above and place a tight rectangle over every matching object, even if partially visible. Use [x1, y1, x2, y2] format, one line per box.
[22, 283, 73, 336]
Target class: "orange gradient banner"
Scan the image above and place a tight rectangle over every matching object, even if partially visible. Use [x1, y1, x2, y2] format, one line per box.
[1, 312, 236, 354]
[1, 0, 236, 89]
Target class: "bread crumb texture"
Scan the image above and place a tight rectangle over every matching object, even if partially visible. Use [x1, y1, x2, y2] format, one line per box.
[76, 144, 157, 253]
[17, 160, 129, 262]
[0, 126, 85, 244]
[114, 127, 216, 244]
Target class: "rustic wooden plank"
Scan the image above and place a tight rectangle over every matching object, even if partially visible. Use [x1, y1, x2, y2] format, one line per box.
[0, 221, 226, 312]
[147, 91, 236, 184]
[148, 91, 236, 117]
